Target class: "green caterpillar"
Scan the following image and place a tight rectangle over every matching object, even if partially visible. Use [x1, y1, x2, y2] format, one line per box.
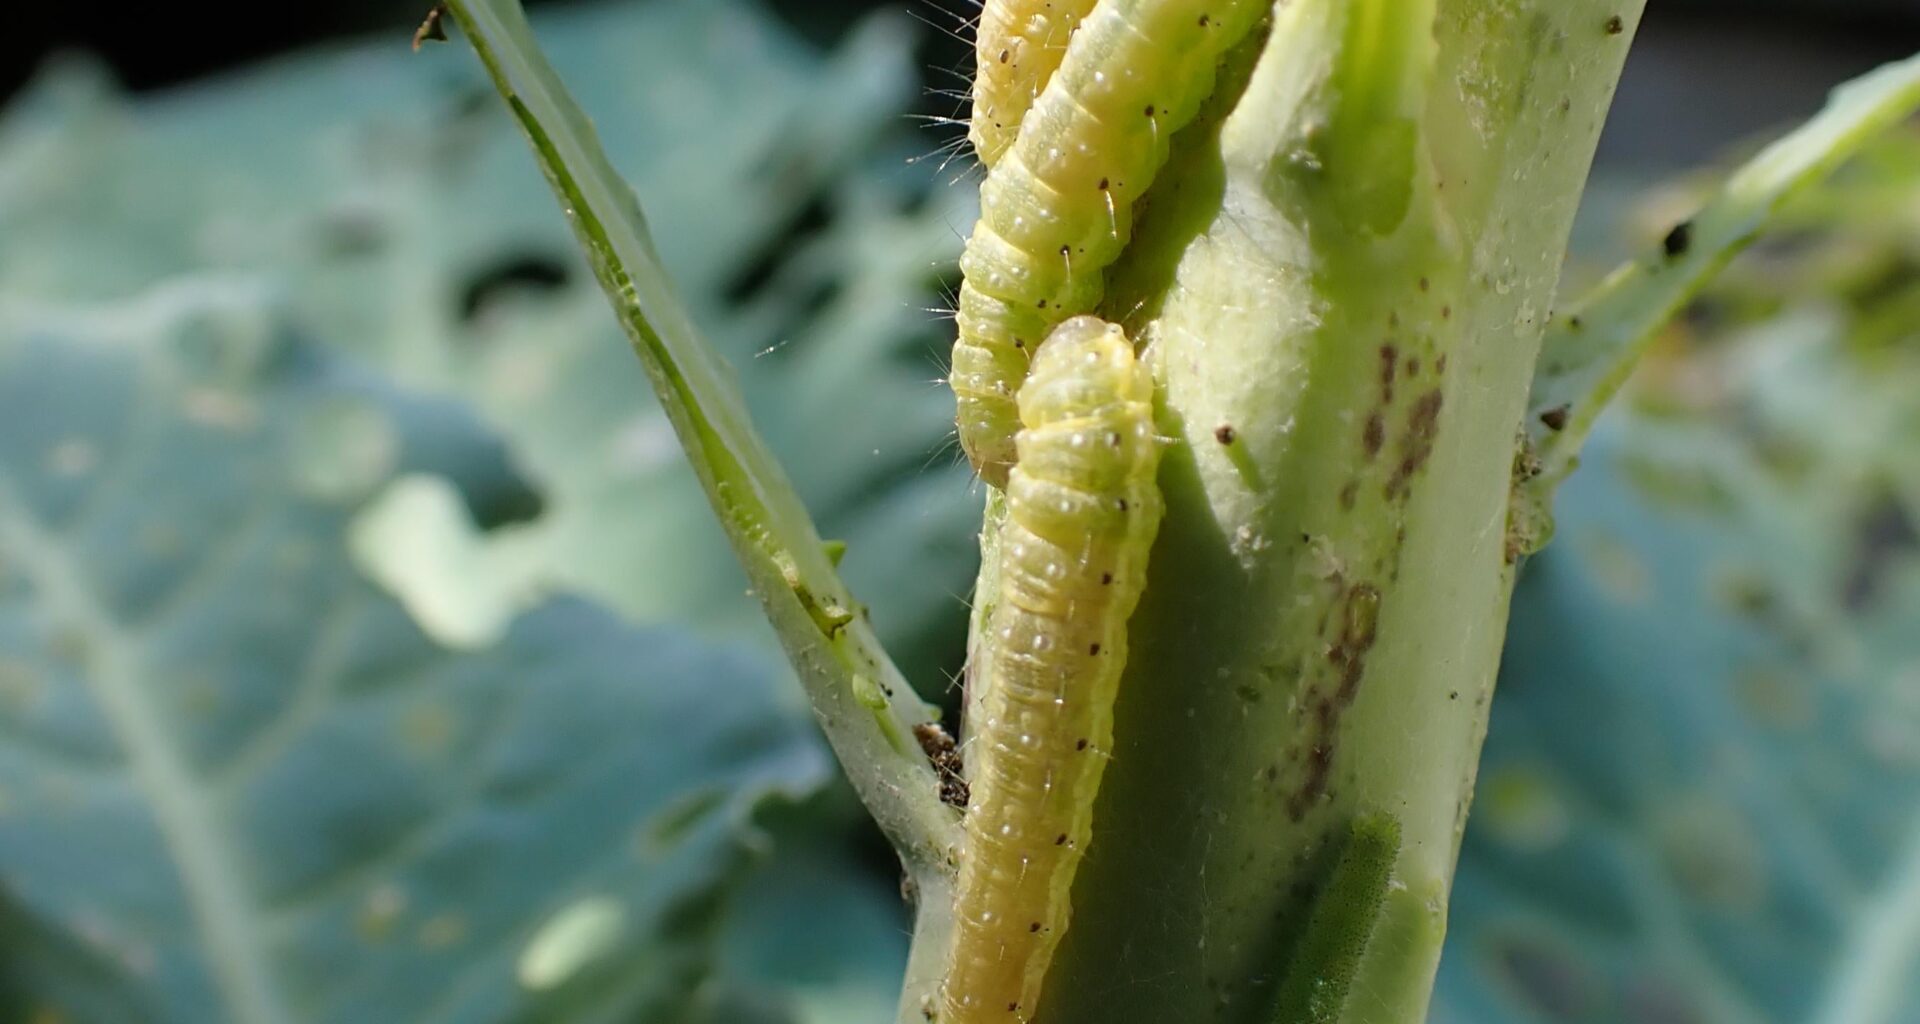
[1269, 814, 1402, 1024]
[970, 0, 1103, 168]
[942, 317, 1164, 1022]
[952, 0, 1268, 487]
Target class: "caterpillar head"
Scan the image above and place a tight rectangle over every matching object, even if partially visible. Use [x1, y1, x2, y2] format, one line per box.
[1018, 316, 1153, 430]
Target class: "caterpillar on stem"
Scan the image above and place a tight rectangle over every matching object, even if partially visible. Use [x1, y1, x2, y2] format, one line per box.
[943, 316, 1164, 1022]
[971, 0, 1103, 169]
[953, 0, 1268, 487]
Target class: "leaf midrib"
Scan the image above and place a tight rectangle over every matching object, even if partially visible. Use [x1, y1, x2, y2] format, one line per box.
[1811, 813, 1920, 1024]
[0, 478, 292, 1024]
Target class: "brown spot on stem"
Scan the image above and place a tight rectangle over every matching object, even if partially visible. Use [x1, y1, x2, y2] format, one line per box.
[1288, 582, 1383, 819]
[1385, 389, 1445, 501]
[1663, 221, 1694, 259]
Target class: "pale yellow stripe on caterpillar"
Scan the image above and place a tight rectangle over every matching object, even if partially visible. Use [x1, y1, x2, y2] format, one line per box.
[943, 316, 1164, 1023]
[953, 0, 1269, 487]
[971, 0, 1103, 168]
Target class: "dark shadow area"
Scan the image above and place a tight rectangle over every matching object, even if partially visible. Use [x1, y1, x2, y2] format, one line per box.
[1597, 5, 1920, 172]
[12, 2, 1915, 178]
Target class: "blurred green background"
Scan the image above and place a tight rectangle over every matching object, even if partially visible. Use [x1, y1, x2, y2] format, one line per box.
[1, 2, 1917, 1023]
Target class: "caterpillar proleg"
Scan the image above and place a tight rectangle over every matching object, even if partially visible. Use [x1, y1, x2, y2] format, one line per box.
[953, 0, 1268, 487]
[943, 316, 1164, 1023]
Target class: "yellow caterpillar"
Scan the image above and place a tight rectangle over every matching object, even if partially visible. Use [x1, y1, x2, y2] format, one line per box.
[953, 0, 1268, 487]
[970, 0, 1102, 168]
[943, 317, 1163, 1022]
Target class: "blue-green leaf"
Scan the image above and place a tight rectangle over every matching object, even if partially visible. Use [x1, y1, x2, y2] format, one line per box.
[1439, 132, 1920, 1024]
[0, 293, 829, 1024]
[0, 0, 976, 677]
[712, 801, 910, 1024]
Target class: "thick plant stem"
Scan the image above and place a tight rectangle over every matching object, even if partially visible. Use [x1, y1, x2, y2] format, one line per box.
[441, 0, 961, 878]
[920, 2, 1645, 1021]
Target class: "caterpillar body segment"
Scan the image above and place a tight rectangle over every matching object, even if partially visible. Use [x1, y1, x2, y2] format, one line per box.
[971, 0, 1104, 168]
[953, 0, 1269, 487]
[943, 317, 1164, 1023]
